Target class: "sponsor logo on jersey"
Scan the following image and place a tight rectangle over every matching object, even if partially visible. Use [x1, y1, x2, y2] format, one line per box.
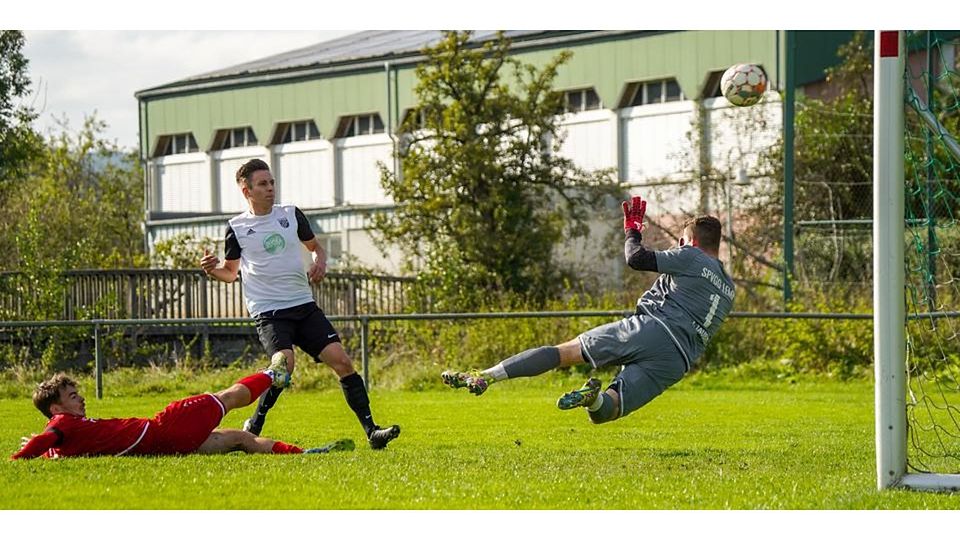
[246, 228, 257, 236]
[263, 233, 285, 254]
[278, 217, 289, 228]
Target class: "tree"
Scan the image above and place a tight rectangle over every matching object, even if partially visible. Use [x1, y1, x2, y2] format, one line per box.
[1, 115, 146, 272]
[374, 31, 620, 310]
[0, 30, 43, 186]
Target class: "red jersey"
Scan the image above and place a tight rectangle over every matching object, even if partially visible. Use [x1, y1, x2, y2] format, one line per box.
[26, 413, 150, 459]
[12, 393, 226, 460]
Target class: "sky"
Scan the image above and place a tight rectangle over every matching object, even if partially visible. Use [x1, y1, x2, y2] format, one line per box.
[22, 30, 355, 149]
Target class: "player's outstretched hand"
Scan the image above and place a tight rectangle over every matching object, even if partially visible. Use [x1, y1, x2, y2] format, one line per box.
[622, 195, 647, 233]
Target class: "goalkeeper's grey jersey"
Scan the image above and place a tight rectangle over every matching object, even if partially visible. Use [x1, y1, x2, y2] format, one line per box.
[637, 246, 735, 370]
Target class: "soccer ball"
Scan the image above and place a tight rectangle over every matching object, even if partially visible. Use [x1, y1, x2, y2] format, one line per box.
[720, 64, 767, 107]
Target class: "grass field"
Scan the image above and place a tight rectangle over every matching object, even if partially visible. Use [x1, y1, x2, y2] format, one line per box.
[2, 373, 958, 510]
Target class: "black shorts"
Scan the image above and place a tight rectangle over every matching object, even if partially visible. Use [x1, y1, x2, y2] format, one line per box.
[255, 302, 341, 361]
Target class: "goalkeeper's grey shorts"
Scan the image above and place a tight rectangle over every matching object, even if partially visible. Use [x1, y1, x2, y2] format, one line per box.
[578, 314, 686, 418]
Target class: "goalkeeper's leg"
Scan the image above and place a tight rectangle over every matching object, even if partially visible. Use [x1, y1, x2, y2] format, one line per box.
[442, 338, 584, 395]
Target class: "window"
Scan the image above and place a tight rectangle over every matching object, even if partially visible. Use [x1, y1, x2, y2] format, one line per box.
[273, 120, 322, 144]
[401, 108, 428, 131]
[213, 127, 258, 150]
[316, 233, 343, 265]
[155, 133, 200, 157]
[627, 78, 685, 107]
[336, 114, 386, 138]
[563, 88, 602, 113]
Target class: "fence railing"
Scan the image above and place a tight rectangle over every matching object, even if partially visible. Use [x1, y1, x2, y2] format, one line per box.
[0, 269, 417, 321]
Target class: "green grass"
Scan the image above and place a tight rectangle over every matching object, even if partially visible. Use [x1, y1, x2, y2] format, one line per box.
[1, 375, 958, 509]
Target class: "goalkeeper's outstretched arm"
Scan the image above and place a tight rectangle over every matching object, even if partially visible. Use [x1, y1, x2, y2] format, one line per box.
[625, 230, 658, 272]
[621, 195, 658, 272]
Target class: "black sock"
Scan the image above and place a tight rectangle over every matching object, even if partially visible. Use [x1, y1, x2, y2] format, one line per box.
[249, 386, 284, 425]
[340, 373, 377, 436]
[588, 393, 618, 424]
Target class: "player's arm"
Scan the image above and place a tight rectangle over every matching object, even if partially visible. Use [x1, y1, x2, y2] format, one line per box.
[622, 196, 658, 272]
[200, 226, 241, 283]
[296, 208, 326, 283]
[10, 428, 61, 460]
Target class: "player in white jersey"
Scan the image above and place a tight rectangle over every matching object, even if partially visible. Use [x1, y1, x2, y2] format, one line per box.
[200, 159, 400, 449]
[441, 195, 735, 424]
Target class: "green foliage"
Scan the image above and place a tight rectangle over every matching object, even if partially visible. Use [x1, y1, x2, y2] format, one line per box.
[374, 31, 621, 310]
[0, 115, 146, 327]
[0, 31, 43, 184]
[702, 289, 873, 379]
[0, 116, 146, 274]
[0, 114, 146, 365]
[152, 233, 216, 269]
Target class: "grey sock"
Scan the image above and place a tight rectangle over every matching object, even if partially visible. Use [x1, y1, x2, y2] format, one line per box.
[588, 393, 618, 424]
[501, 346, 561, 379]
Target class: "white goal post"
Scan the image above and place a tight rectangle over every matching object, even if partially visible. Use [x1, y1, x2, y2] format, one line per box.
[874, 30, 960, 491]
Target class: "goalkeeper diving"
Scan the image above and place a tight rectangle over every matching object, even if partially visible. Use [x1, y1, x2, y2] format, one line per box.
[441, 195, 735, 423]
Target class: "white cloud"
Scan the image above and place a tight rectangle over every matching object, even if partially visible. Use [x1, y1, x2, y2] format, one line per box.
[22, 30, 355, 149]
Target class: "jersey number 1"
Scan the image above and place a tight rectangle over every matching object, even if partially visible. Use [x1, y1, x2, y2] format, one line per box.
[704, 293, 721, 328]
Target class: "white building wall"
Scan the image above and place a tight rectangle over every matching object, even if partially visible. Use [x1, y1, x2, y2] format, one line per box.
[146, 98, 784, 283]
[705, 92, 782, 178]
[274, 140, 335, 209]
[621, 100, 695, 183]
[155, 153, 210, 212]
[556, 109, 617, 172]
[337, 134, 394, 205]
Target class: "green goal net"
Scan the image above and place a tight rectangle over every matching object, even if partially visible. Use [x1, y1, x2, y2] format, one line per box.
[901, 30, 960, 483]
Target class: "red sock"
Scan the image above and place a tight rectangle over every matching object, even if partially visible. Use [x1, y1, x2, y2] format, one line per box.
[271, 441, 303, 454]
[237, 373, 272, 404]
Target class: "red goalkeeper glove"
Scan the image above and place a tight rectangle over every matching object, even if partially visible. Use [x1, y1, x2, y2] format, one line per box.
[621, 195, 647, 233]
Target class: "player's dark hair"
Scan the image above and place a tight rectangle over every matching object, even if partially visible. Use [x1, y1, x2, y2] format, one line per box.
[236, 158, 270, 188]
[33, 373, 77, 419]
[685, 215, 722, 253]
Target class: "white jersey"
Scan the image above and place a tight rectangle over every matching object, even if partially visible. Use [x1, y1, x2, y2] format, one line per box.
[224, 205, 316, 317]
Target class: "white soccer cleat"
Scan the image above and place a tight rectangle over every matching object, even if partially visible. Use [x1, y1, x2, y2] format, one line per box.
[266, 352, 291, 389]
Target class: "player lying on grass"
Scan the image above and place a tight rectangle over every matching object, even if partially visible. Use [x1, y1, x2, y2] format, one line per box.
[11, 353, 354, 459]
[441, 195, 735, 424]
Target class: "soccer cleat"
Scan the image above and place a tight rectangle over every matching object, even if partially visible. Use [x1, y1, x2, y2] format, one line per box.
[266, 352, 291, 389]
[557, 377, 602, 410]
[441, 370, 489, 396]
[367, 424, 401, 450]
[304, 438, 356, 454]
[242, 417, 263, 436]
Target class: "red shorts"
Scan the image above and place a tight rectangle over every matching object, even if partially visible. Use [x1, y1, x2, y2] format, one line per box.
[139, 394, 226, 455]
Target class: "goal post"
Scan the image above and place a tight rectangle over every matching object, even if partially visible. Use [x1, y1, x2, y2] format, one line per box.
[874, 30, 907, 490]
[875, 30, 960, 491]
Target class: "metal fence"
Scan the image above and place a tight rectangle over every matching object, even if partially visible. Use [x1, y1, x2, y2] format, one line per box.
[0, 269, 416, 321]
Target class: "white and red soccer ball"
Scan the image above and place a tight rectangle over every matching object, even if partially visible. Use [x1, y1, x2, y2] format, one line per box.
[720, 63, 767, 107]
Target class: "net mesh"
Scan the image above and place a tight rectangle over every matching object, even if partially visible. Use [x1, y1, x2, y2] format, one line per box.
[903, 30, 960, 474]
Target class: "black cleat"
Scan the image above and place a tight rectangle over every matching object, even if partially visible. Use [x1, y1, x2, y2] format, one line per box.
[368, 424, 401, 450]
[242, 417, 264, 436]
